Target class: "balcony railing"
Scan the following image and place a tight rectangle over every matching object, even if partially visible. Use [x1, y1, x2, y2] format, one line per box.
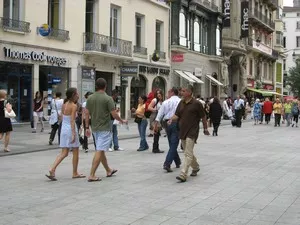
[155, 50, 166, 59]
[83, 32, 132, 57]
[48, 28, 70, 41]
[0, 17, 30, 33]
[133, 46, 148, 55]
[249, 9, 275, 30]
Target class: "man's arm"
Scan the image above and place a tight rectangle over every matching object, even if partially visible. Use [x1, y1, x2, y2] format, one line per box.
[111, 110, 125, 124]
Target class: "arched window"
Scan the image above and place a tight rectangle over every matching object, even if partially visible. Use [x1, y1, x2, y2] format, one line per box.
[203, 21, 208, 54]
[216, 24, 221, 56]
[179, 11, 186, 46]
[194, 19, 200, 51]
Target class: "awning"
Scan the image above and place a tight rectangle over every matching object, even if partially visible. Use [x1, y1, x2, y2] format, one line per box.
[174, 70, 203, 84]
[183, 71, 204, 84]
[205, 74, 223, 86]
[246, 88, 283, 96]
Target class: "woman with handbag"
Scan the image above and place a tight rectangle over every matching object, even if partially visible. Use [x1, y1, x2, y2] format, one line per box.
[0, 90, 13, 152]
[132, 95, 149, 151]
[49, 92, 64, 145]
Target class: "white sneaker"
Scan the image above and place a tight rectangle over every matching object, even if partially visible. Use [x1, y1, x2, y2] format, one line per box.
[108, 148, 113, 152]
[116, 148, 124, 151]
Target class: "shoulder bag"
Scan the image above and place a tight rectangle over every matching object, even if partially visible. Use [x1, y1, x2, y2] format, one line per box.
[4, 100, 16, 118]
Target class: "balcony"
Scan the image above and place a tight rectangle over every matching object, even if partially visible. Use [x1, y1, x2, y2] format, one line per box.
[155, 50, 166, 59]
[248, 9, 275, 34]
[0, 17, 30, 34]
[83, 33, 132, 58]
[247, 38, 277, 60]
[133, 46, 147, 55]
[47, 28, 70, 41]
[263, 0, 278, 10]
[190, 0, 219, 13]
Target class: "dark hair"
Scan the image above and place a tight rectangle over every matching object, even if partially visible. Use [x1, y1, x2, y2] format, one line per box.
[213, 97, 220, 104]
[196, 94, 201, 99]
[140, 95, 147, 104]
[84, 91, 93, 99]
[171, 87, 179, 96]
[55, 92, 62, 98]
[96, 78, 107, 90]
[112, 89, 119, 96]
[65, 87, 77, 102]
[35, 91, 42, 100]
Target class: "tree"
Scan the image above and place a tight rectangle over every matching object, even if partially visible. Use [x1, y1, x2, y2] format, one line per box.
[286, 59, 300, 96]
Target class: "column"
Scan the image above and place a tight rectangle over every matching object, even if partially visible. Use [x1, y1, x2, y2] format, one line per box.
[33, 64, 39, 94]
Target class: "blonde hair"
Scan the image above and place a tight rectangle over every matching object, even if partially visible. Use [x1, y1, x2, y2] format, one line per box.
[0, 89, 7, 99]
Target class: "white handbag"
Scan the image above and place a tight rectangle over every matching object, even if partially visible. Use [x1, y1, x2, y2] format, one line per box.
[4, 100, 16, 118]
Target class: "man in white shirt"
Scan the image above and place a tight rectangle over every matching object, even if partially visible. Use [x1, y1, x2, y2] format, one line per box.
[154, 87, 181, 173]
[233, 95, 245, 127]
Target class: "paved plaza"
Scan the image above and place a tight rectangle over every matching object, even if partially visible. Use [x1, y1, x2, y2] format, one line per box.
[1, 121, 300, 225]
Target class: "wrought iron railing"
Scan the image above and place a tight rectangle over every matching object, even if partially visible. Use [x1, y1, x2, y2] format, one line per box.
[48, 28, 70, 41]
[155, 50, 166, 59]
[0, 17, 30, 33]
[83, 33, 132, 57]
[249, 9, 275, 30]
[133, 46, 148, 55]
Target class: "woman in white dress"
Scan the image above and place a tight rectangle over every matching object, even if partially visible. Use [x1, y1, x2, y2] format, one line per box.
[46, 88, 85, 181]
[48, 92, 64, 145]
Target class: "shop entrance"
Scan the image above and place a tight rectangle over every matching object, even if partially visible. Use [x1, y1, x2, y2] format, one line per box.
[0, 62, 32, 122]
[130, 75, 147, 109]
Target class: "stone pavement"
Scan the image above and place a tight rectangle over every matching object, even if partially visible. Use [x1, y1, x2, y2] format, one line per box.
[1, 121, 300, 225]
[0, 119, 236, 157]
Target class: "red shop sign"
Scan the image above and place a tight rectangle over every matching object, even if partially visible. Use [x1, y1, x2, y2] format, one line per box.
[247, 79, 254, 88]
[172, 54, 184, 62]
[263, 84, 274, 90]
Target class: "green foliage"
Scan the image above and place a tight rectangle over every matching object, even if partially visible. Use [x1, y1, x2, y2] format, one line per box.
[287, 59, 300, 95]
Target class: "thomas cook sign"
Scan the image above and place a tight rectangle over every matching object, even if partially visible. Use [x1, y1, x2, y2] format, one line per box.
[3, 47, 67, 66]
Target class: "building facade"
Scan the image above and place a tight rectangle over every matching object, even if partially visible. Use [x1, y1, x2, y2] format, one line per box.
[282, 6, 300, 95]
[222, 0, 279, 99]
[0, 0, 170, 121]
[170, 0, 224, 99]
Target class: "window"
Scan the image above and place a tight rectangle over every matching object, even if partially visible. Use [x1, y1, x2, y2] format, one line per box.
[283, 13, 286, 17]
[136, 16, 142, 47]
[155, 21, 162, 51]
[283, 36, 286, 48]
[283, 22, 286, 30]
[194, 19, 200, 51]
[297, 36, 300, 47]
[283, 59, 286, 71]
[249, 59, 253, 76]
[179, 11, 187, 46]
[85, 0, 94, 33]
[276, 31, 282, 45]
[203, 21, 208, 54]
[269, 63, 273, 81]
[264, 63, 268, 80]
[3, 0, 20, 20]
[297, 13, 300, 17]
[48, 0, 60, 29]
[216, 24, 221, 56]
[110, 6, 119, 39]
[297, 21, 300, 30]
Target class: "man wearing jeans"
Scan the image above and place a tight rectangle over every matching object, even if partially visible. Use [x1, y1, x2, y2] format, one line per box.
[154, 87, 181, 172]
[109, 89, 124, 152]
[169, 85, 209, 182]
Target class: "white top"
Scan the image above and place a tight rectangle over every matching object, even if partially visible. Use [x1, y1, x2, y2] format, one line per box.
[155, 96, 181, 121]
[49, 98, 64, 125]
[151, 98, 163, 111]
[234, 99, 245, 110]
[82, 101, 87, 108]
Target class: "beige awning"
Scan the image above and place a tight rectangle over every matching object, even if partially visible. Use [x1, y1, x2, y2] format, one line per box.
[174, 70, 196, 83]
[183, 71, 204, 84]
[205, 74, 223, 86]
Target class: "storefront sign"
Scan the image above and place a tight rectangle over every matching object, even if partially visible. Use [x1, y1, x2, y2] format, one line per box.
[3, 47, 67, 66]
[52, 77, 62, 84]
[120, 66, 138, 76]
[172, 54, 184, 62]
[222, 0, 231, 27]
[264, 84, 274, 90]
[252, 42, 272, 55]
[82, 67, 95, 80]
[247, 79, 254, 88]
[139, 65, 170, 76]
[38, 24, 51, 37]
[240, 1, 249, 38]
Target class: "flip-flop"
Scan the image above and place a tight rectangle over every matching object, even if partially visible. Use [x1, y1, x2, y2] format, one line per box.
[72, 174, 86, 179]
[107, 169, 118, 177]
[45, 174, 57, 181]
[87, 177, 102, 182]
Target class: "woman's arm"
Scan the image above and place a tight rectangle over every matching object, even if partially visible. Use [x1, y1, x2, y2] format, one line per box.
[71, 104, 77, 142]
[148, 99, 157, 112]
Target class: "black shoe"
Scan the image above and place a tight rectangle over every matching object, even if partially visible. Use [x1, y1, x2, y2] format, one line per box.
[153, 150, 164, 153]
[163, 166, 173, 173]
[176, 175, 186, 182]
[212, 131, 215, 136]
[49, 140, 53, 145]
[148, 134, 153, 137]
[190, 168, 200, 176]
[176, 164, 181, 168]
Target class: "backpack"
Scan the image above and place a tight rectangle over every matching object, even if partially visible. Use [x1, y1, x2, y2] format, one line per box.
[144, 92, 155, 118]
[292, 104, 299, 115]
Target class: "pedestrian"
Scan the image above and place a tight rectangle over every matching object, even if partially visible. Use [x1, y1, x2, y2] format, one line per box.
[263, 97, 273, 124]
[154, 87, 181, 172]
[32, 91, 44, 133]
[233, 95, 245, 128]
[148, 90, 164, 153]
[291, 99, 299, 127]
[253, 99, 262, 125]
[49, 92, 64, 145]
[132, 95, 149, 151]
[273, 98, 283, 127]
[81, 91, 93, 152]
[109, 89, 124, 152]
[209, 97, 223, 136]
[283, 99, 293, 127]
[168, 85, 209, 182]
[45, 88, 85, 181]
[0, 90, 13, 152]
[85, 78, 127, 182]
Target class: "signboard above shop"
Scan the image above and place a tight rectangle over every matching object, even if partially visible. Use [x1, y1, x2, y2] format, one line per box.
[120, 66, 138, 76]
[82, 67, 95, 80]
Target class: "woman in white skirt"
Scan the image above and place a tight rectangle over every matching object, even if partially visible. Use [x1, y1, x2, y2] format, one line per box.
[46, 88, 85, 181]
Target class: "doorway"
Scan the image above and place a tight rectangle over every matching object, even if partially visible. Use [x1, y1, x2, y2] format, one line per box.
[96, 71, 113, 95]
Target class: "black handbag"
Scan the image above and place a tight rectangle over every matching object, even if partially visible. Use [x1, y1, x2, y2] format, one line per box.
[134, 117, 142, 124]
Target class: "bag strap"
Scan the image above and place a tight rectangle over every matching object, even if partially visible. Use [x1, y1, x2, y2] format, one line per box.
[54, 99, 60, 120]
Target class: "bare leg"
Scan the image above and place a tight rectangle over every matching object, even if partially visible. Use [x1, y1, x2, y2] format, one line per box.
[4, 132, 10, 149]
[89, 151, 101, 179]
[72, 148, 79, 177]
[33, 116, 38, 130]
[99, 151, 111, 174]
[49, 148, 69, 176]
[40, 117, 44, 130]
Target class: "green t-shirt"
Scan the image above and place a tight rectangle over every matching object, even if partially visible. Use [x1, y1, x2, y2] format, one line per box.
[86, 92, 115, 132]
[284, 103, 292, 113]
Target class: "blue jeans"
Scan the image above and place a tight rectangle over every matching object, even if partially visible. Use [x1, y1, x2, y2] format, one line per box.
[285, 113, 292, 126]
[164, 122, 181, 168]
[110, 121, 119, 150]
[138, 119, 149, 150]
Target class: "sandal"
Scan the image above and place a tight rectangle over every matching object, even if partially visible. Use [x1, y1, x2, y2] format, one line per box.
[88, 177, 102, 182]
[107, 169, 118, 177]
[45, 171, 57, 181]
[4, 148, 10, 152]
[72, 174, 86, 179]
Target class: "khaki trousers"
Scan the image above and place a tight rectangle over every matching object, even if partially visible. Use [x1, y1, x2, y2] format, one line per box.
[180, 138, 199, 178]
